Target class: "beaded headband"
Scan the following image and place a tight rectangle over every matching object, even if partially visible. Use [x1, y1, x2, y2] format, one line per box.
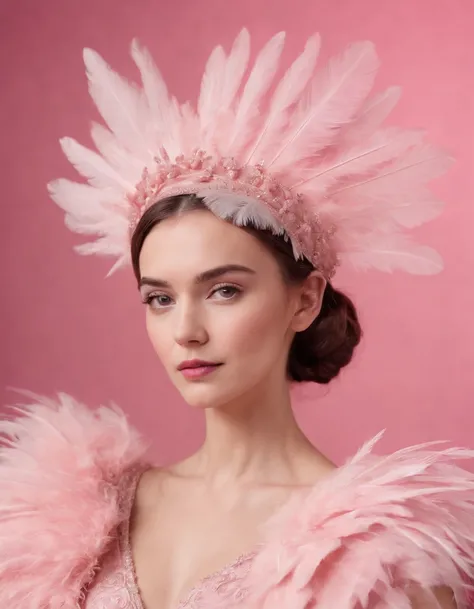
[49, 30, 451, 278]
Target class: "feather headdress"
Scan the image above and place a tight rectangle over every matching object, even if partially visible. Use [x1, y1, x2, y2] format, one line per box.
[48, 29, 452, 278]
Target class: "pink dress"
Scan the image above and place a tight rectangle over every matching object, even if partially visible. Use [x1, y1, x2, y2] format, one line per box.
[84, 468, 255, 608]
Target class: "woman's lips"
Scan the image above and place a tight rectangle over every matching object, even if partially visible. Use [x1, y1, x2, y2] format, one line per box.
[179, 364, 222, 379]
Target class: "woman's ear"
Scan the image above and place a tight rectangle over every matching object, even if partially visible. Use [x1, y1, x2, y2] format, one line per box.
[291, 272, 327, 332]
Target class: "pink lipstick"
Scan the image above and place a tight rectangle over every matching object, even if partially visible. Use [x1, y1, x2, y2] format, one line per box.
[177, 359, 222, 379]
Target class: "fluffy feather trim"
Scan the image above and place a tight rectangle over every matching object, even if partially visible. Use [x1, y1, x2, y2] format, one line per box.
[0, 392, 149, 609]
[1, 396, 473, 609]
[242, 432, 474, 609]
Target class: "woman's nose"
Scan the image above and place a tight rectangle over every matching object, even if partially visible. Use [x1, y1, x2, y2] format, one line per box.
[173, 301, 209, 346]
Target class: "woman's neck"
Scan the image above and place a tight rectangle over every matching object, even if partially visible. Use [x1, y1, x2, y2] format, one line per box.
[181, 378, 332, 489]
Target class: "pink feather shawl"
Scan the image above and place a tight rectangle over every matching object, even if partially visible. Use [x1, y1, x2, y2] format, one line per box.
[1, 393, 473, 609]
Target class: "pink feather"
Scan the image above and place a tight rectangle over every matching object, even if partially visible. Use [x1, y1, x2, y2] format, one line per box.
[246, 34, 321, 164]
[295, 128, 424, 194]
[90, 122, 144, 181]
[198, 44, 227, 134]
[48, 178, 117, 217]
[49, 31, 453, 278]
[241, 435, 474, 609]
[338, 233, 444, 274]
[338, 86, 402, 148]
[332, 143, 453, 199]
[0, 392, 149, 609]
[1, 397, 473, 608]
[268, 41, 379, 172]
[226, 32, 286, 157]
[48, 178, 124, 238]
[130, 39, 170, 128]
[220, 28, 251, 111]
[59, 137, 133, 191]
[83, 49, 151, 162]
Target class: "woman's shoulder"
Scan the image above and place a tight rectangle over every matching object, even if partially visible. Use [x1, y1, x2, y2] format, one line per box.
[246, 432, 474, 609]
[0, 391, 150, 609]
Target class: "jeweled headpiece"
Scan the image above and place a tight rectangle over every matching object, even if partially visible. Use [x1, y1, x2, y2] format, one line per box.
[48, 30, 451, 278]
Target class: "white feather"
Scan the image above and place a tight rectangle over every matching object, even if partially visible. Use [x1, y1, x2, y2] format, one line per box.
[48, 179, 119, 216]
[48, 33, 452, 278]
[198, 44, 227, 133]
[331, 144, 453, 200]
[220, 28, 251, 110]
[227, 32, 286, 157]
[388, 191, 445, 228]
[90, 122, 144, 181]
[296, 128, 424, 194]
[130, 38, 181, 155]
[48, 178, 129, 239]
[130, 39, 170, 127]
[247, 34, 321, 164]
[83, 48, 152, 162]
[198, 191, 285, 234]
[338, 86, 401, 148]
[59, 137, 133, 191]
[75, 233, 128, 258]
[340, 237, 444, 275]
[269, 41, 379, 171]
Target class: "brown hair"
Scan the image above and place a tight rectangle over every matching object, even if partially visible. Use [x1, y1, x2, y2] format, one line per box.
[131, 194, 362, 384]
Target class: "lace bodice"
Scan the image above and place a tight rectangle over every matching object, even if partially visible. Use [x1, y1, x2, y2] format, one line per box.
[83, 469, 255, 608]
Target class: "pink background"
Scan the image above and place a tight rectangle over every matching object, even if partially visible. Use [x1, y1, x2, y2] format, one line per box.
[1, 0, 473, 464]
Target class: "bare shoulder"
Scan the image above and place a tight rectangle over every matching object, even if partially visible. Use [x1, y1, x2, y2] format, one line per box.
[132, 464, 183, 511]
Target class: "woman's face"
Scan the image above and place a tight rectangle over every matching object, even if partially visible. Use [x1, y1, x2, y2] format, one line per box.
[138, 210, 322, 409]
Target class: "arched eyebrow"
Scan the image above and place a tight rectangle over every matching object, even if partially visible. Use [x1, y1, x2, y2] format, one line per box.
[139, 264, 256, 289]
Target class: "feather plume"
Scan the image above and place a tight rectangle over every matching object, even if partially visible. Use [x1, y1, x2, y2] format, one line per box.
[48, 179, 118, 216]
[0, 392, 149, 608]
[199, 191, 285, 234]
[1, 397, 473, 608]
[338, 86, 402, 148]
[59, 137, 133, 191]
[198, 45, 227, 133]
[226, 32, 286, 156]
[90, 122, 144, 180]
[220, 28, 251, 111]
[268, 41, 379, 171]
[332, 143, 453, 200]
[246, 34, 321, 164]
[83, 48, 152, 161]
[241, 437, 474, 609]
[130, 40, 170, 129]
[338, 234, 444, 274]
[200, 29, 251, 149]
[296, 128, 424, 194]
[388, 191, 445, 228]
[50, 31, 452, 277]
[48, 179, 126, 239]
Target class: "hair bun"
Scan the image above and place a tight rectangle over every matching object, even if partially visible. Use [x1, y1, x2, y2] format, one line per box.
[288, 283, 362, 384]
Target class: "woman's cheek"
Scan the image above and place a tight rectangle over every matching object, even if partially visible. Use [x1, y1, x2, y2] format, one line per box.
[146, 315, 170, 360]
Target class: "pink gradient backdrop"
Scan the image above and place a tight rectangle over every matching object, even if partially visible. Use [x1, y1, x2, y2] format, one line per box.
[1, 0, 473, 463]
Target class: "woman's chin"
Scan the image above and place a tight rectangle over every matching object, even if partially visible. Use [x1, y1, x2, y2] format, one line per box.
[178, 383, 240, 411]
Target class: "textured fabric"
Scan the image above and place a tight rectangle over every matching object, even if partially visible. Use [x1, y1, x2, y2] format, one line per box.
[84, 468, 255, 608]
[1, 392, 474, 609]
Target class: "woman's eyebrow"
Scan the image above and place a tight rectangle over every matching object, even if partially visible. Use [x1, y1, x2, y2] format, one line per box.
[139, 264, 256, 289]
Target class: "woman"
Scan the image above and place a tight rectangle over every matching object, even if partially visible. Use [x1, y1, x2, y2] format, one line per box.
[1, 30, 473, 609]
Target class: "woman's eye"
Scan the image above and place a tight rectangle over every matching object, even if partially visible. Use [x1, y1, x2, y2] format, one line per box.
[211, 285, 241, 300]
[145, 294, 173, 308]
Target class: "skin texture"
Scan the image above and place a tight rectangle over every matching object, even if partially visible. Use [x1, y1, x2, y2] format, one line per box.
[132, 209, 455, 609]
[139, 209, 325, 413]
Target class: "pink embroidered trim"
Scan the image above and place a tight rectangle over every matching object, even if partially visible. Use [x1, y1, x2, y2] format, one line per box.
[128, 149, 338, 278]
